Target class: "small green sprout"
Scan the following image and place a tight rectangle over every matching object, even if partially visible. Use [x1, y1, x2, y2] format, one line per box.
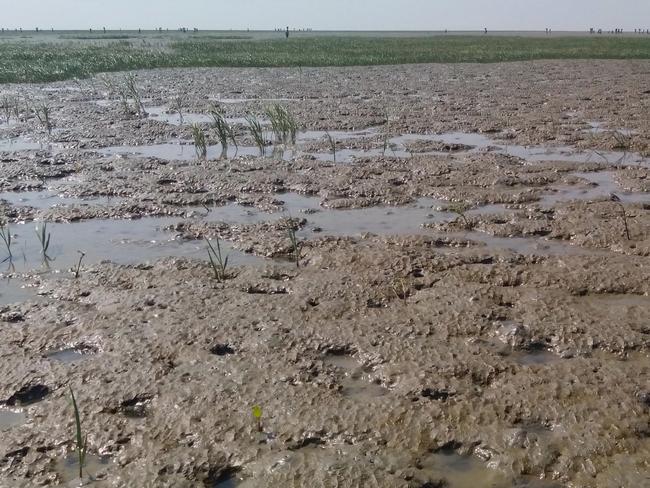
[286, 222, 301, 268]
[448, 202, 471, 229]
[252, 405, 263, 432]
[610, 193, 631, 240]
[69, 386, 88, 479]
[74, 250, 86, 279]
[206, 237, 229, 282]
[325, 132, 336, 162]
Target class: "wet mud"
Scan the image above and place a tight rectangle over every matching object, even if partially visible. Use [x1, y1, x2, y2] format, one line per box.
[0, 60, 649, 487]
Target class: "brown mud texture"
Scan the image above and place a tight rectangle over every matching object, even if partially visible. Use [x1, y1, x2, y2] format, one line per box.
[0, 60, 649, 487]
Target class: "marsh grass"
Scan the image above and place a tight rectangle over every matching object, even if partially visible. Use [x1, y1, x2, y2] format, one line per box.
[448, 202, 471, 228]
[266, 104, 297, 145]
[172, 95, 184, 125]
[210, 107, 238, 158]
[325, 132, 336, 162]
[1, 95, 14, 123]
[286, 221, 302, 267]
[123, 73, 145, 117]
[35, 222, 53, 262]
[69, 386, 88, 479]
[34, 102, 53, 135]
[0, 224, 12, 262]
[246, 114, 266, 156]
[3, 36, 650, 84]
[191, 123, 207, 160]
[206, 237, 229, 282]
[610, 193, 631, 240]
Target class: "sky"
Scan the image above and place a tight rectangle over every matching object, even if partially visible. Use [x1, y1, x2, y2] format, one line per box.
[1, 0, 649, 31]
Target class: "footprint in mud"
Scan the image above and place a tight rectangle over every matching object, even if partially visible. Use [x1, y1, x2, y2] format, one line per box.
[209, 467, 247, 488]
[415, 448, 563, 488]
[56, 453, 112, 484]
[322, 354, 388, 399]
[45, 344, 98, 363]
[5, 384, 50, 406]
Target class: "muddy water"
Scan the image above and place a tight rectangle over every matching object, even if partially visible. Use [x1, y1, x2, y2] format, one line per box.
[146, 106, 270, 126]
[539, 171, 650, 206]
[424, 132, 650, 166]
[56, 453, 112, 485]
[1, 216, 261, 273]
[0, 190, 125, 209]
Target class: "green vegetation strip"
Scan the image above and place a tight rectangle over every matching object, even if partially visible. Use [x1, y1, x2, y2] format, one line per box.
[1, 36, 649, 83]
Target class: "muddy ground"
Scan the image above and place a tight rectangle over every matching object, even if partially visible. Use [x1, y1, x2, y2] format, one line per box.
[0, 60, 649, 487]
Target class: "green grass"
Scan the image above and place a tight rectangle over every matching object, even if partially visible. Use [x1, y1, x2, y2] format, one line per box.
[1, 36, 649, 83]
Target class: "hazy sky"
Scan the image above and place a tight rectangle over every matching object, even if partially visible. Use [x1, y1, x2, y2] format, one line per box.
[2, 0, 649, 31]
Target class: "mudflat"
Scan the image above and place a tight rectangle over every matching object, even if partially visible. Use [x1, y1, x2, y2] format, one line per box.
[0, 60, 648, 487]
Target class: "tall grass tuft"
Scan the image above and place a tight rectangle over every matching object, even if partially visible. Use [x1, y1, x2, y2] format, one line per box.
[69, 386, 88, 479]
[191, 124, 207, 160]
[265, 104, 297, 145]
[172, 95, 184, 125]
[210, 107, 237, 158]
[206, 237, 229, 282]
[246, 114, 266, 156]
[124, 73, 145, 117]
[34, 102, 53, 135]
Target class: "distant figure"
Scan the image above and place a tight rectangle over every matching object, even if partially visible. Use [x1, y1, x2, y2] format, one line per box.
[89, 28, 92, 32]
[286, 26, 290, 39]
[138, 28, 141, 34]
[103, 26, 106, 33]
[35, 27, 39, 33]
[484, 27, 488, 34]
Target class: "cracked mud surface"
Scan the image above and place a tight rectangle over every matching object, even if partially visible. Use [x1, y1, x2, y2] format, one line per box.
[0, 60, 649, 487]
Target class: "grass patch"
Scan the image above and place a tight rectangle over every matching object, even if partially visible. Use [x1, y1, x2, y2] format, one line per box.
[1, 36, 650, 83]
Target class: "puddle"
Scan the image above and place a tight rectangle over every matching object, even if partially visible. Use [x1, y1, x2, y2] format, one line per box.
[586, 121, 636, 136]
[98, 142, 275, 161]
[539, 171, 650, 206]
[145, 106, 268, 127]
[0, 408, 26, 431]
[442, 231, 598, 256]
[0, 137, 49, 152]
[510, 348, 562, 366]
[0, 190, 125, 209]
[418, 449, 562, 487]
[0, 277, 36, 305]
[2, 216, 261, 274]
[427, 131, 650, 167]
[57, 453, 111, 484]
[277, 194, 452, 237]
[209, 96, 296, 104]
[45, 348, 88, 363]
[418, 449, 512, 487]
[323, 354, 388, 399]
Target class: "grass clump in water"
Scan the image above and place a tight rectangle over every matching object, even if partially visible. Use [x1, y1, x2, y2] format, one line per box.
[246, 114, 266, 156]
[266, 104, 297, 145]
[191, 124, 207, 161]
[210, 107, 237, 158]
